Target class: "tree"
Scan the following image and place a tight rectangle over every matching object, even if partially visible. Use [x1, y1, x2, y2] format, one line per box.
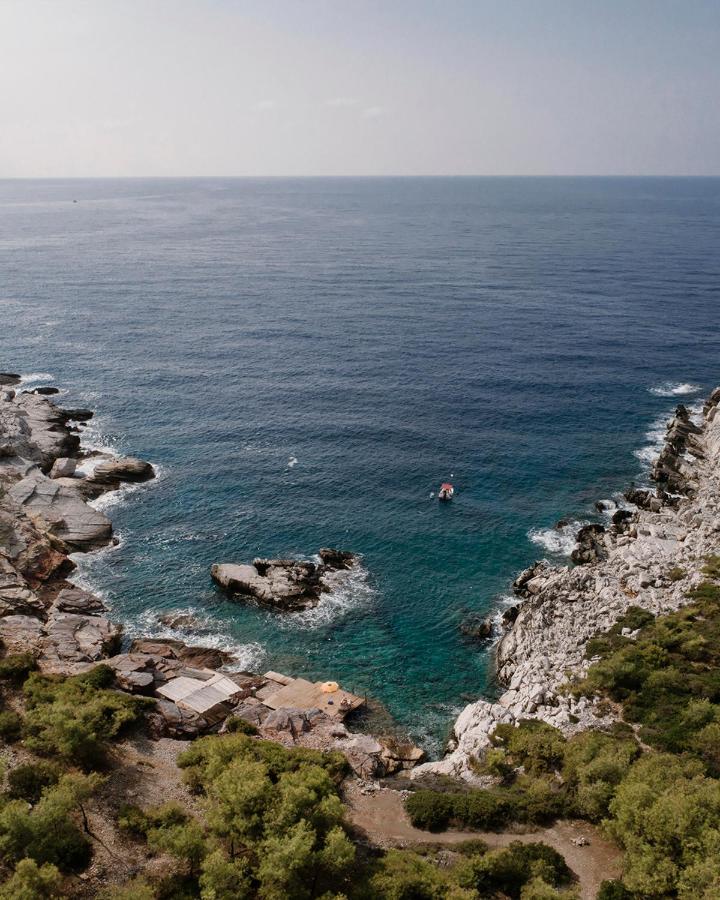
[0, 860, 64, 900]
[146, 819, 207, 878]
[199, 850, 253, 900]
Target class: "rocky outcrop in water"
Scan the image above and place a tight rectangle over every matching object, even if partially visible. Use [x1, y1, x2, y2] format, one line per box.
[415, 388, 720, 781]
[211, 550, 357, 611]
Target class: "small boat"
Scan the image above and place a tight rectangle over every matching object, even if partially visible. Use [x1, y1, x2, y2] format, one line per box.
[438, 482, 454, 501]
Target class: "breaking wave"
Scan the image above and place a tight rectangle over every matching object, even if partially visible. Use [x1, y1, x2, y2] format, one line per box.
[277, 561, 376, 631]
[649, 381, 701, 397]
[18, 372, 55, 388]
[528, 520, 586, 556]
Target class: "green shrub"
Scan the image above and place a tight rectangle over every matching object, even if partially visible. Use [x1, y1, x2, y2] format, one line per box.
[702, 555, 720, 579]
[458, 841, 571, 899]
[597, 880, 634, 899]
[0, 653, 37, 683]
[405, 791, 455, 832]
[368, 849, 451, 900]
[6, 761, 61, 803]
[223, 716, 259, 736]
[0, 711, 22, 743]
[0, 773, 102, 872]
[22, 667, 150, 768]
[0, 859, 64, 900]
[667, 566, 686, 582]
[491, 720, 566, 776]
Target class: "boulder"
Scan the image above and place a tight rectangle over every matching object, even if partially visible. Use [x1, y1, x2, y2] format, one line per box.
[0, 374, 20, 386]
[58, 408, 94, 422]
[51, 586, 106, 615]
[30, 387, 59, 396]
[41, 611, 122, 671]
[50, 457, 76, 479]
[318, 548, 357, 569]
[571, 524, 607, 565]
[90, 457, 155, 484]
[459, 614, 494, 642]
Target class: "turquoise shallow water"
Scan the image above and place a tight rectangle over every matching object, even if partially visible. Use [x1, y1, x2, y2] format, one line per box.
[2, 177, 719, 753]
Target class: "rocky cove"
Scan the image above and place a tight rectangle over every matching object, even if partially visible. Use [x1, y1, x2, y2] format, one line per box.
[0, 376, 424, 780]
[3, 373, 720, 788]
[415, 387, 720, 781]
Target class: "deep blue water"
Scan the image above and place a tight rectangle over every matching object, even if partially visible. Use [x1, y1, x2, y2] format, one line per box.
[2, 177, 719, 752]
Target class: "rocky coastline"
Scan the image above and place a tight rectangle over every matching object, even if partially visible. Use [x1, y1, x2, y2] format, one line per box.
[0, 376, 422, 780]
[415, 387, 720, 781]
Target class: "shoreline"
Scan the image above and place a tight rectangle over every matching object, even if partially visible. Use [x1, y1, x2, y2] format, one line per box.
[415, 387, 720, 779]
[0, 376, 425, 779]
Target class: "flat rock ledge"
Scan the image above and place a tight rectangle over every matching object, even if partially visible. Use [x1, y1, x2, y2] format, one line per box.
[414, 388, 720, 782]
[211, 548, 357, 611]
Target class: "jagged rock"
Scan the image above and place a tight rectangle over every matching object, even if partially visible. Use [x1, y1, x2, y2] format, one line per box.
[0, 499, 69, 584]
[211, 552, 356, 611]
[157, 612, 206, 630]
[91, 457, 155, 484]
[571, 524, 607, 565]
[129, 638, 233, 670]
[318, 548, 356, 569]
[1, 392, 79, 467]
[512, 561, 550, 598]
[152, 700, 209, 738]
[459, 614, 494, 642]
[0, 374, 20, 386]
[58, 408, 94, 422]
[8, 471, 112, 550]
[49, 457, 76, 479]
[30, 387, 59, 396]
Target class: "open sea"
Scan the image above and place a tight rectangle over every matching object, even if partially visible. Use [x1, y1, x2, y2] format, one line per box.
[2, 177, 719, 753]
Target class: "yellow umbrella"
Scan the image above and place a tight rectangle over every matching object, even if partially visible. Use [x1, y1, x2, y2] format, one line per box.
[320, 681, 339, 693]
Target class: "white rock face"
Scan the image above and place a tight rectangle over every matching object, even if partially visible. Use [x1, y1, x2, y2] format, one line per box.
[415, 389, 720, 781]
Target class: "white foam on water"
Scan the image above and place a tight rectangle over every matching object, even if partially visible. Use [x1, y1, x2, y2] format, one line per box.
[649, 381, 701, 397]
[527, 519, 586, 557]
[287, 456, 298, 468]
[130, 609, 266, 671]
[277, 561, 376, 631]
[18, 372, 54, 388]
[633, 410, 672, 466]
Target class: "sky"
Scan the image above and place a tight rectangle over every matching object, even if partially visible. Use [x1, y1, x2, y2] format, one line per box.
[1, 0, 719, 177]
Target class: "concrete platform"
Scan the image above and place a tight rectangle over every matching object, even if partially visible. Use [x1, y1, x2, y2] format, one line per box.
[262, 677, 364, 719]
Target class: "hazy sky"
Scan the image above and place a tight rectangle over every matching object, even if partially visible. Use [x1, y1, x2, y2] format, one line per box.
[1, 0, 719, 176]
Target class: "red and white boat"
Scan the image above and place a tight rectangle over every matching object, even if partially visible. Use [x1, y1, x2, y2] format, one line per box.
[438, 482, 454, 501]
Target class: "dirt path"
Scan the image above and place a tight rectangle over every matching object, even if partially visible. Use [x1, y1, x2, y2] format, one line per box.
[344, 782, 622, 900]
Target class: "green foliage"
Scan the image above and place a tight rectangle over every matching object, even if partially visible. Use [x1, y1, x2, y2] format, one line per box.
[178, 732, 348, 793]
[457, 842, 572, 899]
[100, 877, 156, 900]
[22, 667, 150, 768]
[585, 606, 655, 659]
[146, 818, 207, 877]
[702, 555, 720, 579]
[0, 772, 102, 872]
[6, 761, 61, 803]
[597, 881, 634, 900]
[0, 711, 22, 742]
[0, 859, 64, 900]
[491, 720, 566, 776]
[0, 653, 37, 684]
[368, 849, 451, 899]
[667, 566, 686, 582]
[607, 753, 720, 897]
[223, 716, 259, 735]
[562, 730, 639, 821]
[199, 849, 253, 900]
[576, 588, 720, 761]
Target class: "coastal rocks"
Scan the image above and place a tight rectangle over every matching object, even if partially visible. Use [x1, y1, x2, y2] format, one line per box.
[58, 408, 94, 422]
[211, 550, 357, 611]
[571, 524, 608, 565]
[129, 638, 233, 671]
[90, 456, 155, 484]
[2, 393, 80, 467]
[8, 471, 112, 550]
[414, 386, 720, 782]
[51, 586, 106, 615]
[40, 611, 122, 673]
[0, 374, 20, 386]
[459, 614, 495, 642]
[49, 457, 76, 479]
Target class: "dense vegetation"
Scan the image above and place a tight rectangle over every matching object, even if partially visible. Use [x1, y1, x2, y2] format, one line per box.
[406, 564, 720, 899]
